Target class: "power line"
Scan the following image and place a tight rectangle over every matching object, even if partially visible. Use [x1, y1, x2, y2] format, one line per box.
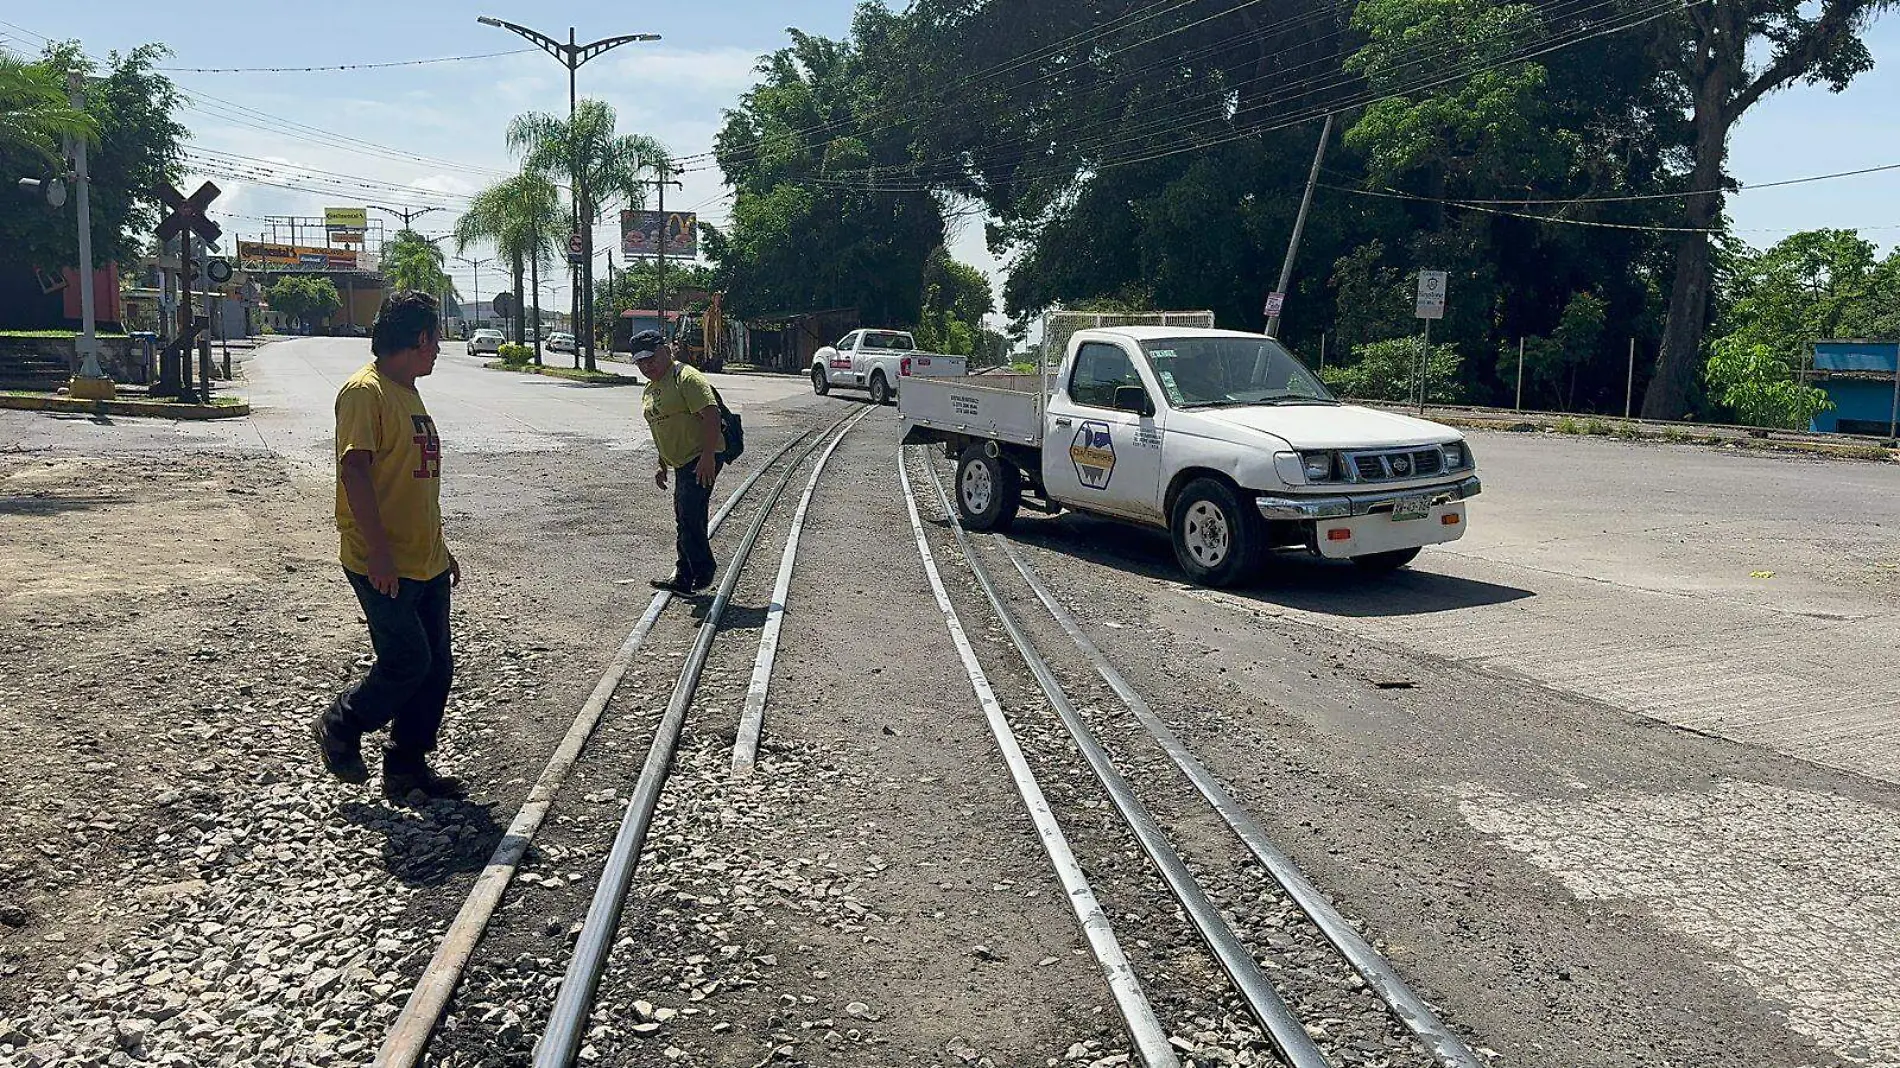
[159, 48, 534, 74]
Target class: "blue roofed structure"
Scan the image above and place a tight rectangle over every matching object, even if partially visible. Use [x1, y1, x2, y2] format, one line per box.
[1809, 340, 1899, 439]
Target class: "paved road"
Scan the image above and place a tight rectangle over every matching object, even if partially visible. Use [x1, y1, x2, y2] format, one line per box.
[1190, 432, 1900, 784]
[0, 337, 821, 463]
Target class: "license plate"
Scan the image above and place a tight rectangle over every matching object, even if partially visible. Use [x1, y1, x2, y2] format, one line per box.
[1392, 496, 1431, 521]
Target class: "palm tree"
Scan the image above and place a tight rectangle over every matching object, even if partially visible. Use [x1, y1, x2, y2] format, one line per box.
[507, 99, 669, 371]
[453, 171, 562, 359]
[0, 53, 97, 164]
[382, 229, 458, 313]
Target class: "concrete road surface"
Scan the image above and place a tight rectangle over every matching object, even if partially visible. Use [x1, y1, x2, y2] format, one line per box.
[1185, 432, 1900, 783]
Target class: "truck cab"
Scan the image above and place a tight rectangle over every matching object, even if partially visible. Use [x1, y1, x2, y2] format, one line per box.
[899, 327, 1482, 587]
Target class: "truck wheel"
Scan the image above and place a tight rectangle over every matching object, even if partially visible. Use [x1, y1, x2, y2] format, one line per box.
[1351, 547, 1420, 573]
[811, 366, 830, 396]
[956, 446, 1021, 532]
[1171, 478, 1261, 588]
[869, 371, 891, 406]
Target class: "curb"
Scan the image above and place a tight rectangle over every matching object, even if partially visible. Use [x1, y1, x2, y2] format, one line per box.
[482, 363, 638, 387]
[1401, 409, 1900, 463]
[0, 393, 250, 420]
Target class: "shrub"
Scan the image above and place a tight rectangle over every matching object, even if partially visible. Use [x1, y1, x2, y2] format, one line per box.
[1319, 337, 1462, 404]
[497, 343, 533, 364]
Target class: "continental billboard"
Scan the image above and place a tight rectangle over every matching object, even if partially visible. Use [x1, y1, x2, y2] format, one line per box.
[238, 241, 359, 269]
[621, 210, 697, 258]
[324, 207, 368, 230]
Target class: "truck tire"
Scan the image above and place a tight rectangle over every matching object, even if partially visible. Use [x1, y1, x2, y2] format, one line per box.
[956, 445, 1021, 532]
[869, 371, 892, 406]
[811, 365, 831, 396]
[1351, 547, 1420, 573]
[1171, 478, 1262, 588]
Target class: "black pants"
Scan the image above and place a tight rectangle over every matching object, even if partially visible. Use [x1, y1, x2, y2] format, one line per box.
[327, 569, 453, 767]
[673, 458, 720, 585]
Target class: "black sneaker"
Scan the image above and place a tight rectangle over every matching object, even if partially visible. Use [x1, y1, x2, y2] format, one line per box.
[688, 570, 716, 592]
[312, 713, 369, 784]
[649, 573, 693, 593]
[383, 760, 468, 804]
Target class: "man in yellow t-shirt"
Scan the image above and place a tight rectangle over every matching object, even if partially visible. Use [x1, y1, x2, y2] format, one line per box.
[634, 330, 725, 593]
[312, 291, 467, 803]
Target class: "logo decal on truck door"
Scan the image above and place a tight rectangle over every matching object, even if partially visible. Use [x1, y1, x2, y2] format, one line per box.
[1070, 420, 1116, 489]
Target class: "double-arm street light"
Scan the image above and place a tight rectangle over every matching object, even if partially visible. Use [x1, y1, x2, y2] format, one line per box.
[477, 16, 659, 369]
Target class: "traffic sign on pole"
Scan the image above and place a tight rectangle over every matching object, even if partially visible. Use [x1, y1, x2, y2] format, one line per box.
[567, 232, 585, 266]
[1415, 270, 1447, 320]
[1263, 291, 1285, 318]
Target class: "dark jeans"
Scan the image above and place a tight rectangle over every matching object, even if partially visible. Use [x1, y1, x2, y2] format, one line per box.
[327, 569, 453, 766]
[673, 458, 721, 585]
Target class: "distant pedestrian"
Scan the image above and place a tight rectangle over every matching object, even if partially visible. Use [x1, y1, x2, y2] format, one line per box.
[313, 290, 467, 803]
[633, 330, 725, 593]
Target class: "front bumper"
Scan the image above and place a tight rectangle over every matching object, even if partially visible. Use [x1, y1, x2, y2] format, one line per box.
[1255, 475, 1482, 521]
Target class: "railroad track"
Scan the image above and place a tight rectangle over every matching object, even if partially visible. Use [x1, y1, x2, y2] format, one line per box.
[374, 404, 874, 1067]
[897, 443, 1484, 1068]
[366, 408, 1483, 1068]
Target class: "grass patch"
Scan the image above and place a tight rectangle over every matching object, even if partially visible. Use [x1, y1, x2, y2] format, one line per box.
[0, 329, 131, 339]
[487, 360, 630, 385]
[1552, 415, 1583, 435]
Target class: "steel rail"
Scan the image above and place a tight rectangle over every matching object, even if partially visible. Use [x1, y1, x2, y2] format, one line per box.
[372, 416, 845, 1068]
[992, 536, 1486, 1068]
[918, 459, 1329, 1068]
[533, 415, 856, 1067]
[732, 404, 877, 772]
[897, 447, 1181, 1068]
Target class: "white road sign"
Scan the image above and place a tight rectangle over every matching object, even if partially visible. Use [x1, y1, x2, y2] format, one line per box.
[1416, 270, 1447, 320]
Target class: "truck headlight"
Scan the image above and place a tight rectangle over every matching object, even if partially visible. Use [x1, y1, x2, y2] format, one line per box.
[1300, 451, 1336, 482]
[1443, 442, 1469, 469]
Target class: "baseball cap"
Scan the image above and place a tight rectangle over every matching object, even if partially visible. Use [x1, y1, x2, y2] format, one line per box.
[629, 329, 664, 356]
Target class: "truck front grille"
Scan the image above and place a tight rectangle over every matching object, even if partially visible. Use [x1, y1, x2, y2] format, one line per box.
[1351, 448, 1444, 482]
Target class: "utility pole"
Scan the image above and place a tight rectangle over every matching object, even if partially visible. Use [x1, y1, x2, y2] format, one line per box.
[457, 256, 491, 330]
[1265, 113, 1332, 339]
[1625, 338, 1637, 420]
[1515, 337, 1526, 412]
[530, 251, 542, 364]
[68, 74, 105, 387]
[477, 16, 660, 375]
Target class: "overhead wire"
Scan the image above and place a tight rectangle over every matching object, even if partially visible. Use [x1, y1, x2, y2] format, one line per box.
[159, 49, 535, 74]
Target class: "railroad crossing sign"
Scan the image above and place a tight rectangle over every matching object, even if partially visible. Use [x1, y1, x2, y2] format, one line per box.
[567, 231, 585, 266]
[155, 181, 223, 245]
[1415, 270, 1447, 320]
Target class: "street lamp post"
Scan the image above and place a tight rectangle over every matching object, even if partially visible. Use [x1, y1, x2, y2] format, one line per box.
[68, 74, 105, 385]
[477, 16, 659, 373]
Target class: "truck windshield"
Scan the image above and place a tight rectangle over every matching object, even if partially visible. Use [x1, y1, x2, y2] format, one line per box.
[863, 331, 912, 351]
[1141, 337, 1336, 409]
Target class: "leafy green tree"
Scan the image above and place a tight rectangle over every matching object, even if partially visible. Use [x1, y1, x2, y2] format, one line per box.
[0, 42, 183, 273]
[0, 52, 97, 162]
[706, 18, 950, 326]
[1643, 0, 1900, 420]
[507, 99, 668, 370]
[453, 171, 563, 350]
[381, 230, 456, 301]
[914, 247, 992, 355]
[1320, 338, 1463, 404]
[596, 259, 718, 319]
[266, 276, 340, 334]
[1501, 291, 1606, 410]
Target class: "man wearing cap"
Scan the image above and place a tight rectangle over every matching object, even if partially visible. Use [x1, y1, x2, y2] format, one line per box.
[632, 330, 725, 593]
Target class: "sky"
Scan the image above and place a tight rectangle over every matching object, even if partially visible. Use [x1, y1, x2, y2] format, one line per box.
[8, 3, 1900, 318]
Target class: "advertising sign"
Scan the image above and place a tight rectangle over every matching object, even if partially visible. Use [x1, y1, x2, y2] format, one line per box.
[621, 210, 697, 258]
[324, 207, 368, 230]
[238, 241, 358, 270]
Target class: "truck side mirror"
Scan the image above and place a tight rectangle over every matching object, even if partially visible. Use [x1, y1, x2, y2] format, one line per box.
[1113, 384, 1154, 417]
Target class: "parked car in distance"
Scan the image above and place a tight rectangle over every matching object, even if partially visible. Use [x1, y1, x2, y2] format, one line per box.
[547, 331, 577, 354]
[467, 329, 506, 356]
[811, 328, 968, 405]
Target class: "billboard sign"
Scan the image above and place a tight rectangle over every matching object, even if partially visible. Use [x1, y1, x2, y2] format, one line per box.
[621, 210, 697, 258]
[238, 241, 358, 270]
[325, 207, 368, 230]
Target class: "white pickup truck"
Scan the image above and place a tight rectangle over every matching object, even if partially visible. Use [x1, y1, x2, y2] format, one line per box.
[812, 329, 968, 405]
[899, 326, 1482, 587]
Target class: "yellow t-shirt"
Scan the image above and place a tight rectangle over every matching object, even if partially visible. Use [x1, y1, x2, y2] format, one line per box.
[334, 362, 450, 580]
[642, 363, 725, 469]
